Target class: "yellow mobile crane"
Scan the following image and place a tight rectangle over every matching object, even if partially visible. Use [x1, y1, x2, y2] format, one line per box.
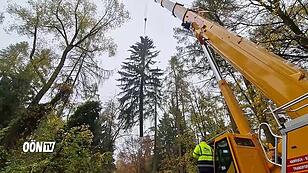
[154, 0, 308, 172]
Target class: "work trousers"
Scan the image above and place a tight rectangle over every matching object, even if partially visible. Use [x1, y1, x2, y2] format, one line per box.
[197, 160, 214, 173]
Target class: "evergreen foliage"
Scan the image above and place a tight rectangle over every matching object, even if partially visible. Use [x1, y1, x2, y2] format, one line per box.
[117, 36, 163, 137]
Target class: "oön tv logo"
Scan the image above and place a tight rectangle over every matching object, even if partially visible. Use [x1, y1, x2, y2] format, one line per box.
[23, 140, 55, 153]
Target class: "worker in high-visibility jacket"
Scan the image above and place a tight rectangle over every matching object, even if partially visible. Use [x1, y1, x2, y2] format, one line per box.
[193, 137, 214, 173]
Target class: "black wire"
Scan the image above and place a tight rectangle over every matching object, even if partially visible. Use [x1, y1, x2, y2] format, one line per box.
[143, 0, 148, 36]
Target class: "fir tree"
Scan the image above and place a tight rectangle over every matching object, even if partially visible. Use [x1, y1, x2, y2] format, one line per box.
[117, 36, 163, 137]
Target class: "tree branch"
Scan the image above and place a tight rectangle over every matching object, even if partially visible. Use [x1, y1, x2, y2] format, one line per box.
[296, 0, 308, 16]
[255, 0, 308, 49]
[29, 15, 47, 85]
[55, 0, 69, 45]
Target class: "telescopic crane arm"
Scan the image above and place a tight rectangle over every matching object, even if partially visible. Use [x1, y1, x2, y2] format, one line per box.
[154, 0, 308, 119]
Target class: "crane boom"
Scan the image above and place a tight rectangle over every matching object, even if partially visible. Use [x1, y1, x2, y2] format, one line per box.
[154, 1, 308, 172]
[154, 0, 308, 118]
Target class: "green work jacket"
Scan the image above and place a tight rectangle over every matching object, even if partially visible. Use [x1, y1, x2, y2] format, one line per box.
[193, 141, 213, 161]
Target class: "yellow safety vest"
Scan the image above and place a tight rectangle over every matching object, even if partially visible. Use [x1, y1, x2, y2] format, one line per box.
[193, 141, 213, 161]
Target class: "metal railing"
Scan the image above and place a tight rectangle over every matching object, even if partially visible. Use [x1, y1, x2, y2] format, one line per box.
[258, 123, 282, 167]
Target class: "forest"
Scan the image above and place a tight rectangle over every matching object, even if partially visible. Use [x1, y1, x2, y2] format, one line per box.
[0, 0, 307, 172]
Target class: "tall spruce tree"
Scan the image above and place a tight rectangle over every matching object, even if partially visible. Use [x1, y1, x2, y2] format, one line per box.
[117, 36, 163, 137]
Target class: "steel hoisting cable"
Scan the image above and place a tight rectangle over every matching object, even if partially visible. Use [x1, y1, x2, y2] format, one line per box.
[143, 0, 148, 36]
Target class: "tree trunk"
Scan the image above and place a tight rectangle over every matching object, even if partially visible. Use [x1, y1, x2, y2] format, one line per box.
[139, 53, 145, 137]
[152, 87, 158, 173]
[173, 69, 184, 173]
[31, 45, 73, 105]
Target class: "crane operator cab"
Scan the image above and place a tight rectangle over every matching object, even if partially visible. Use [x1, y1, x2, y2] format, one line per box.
[213, 133, 271, 173]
